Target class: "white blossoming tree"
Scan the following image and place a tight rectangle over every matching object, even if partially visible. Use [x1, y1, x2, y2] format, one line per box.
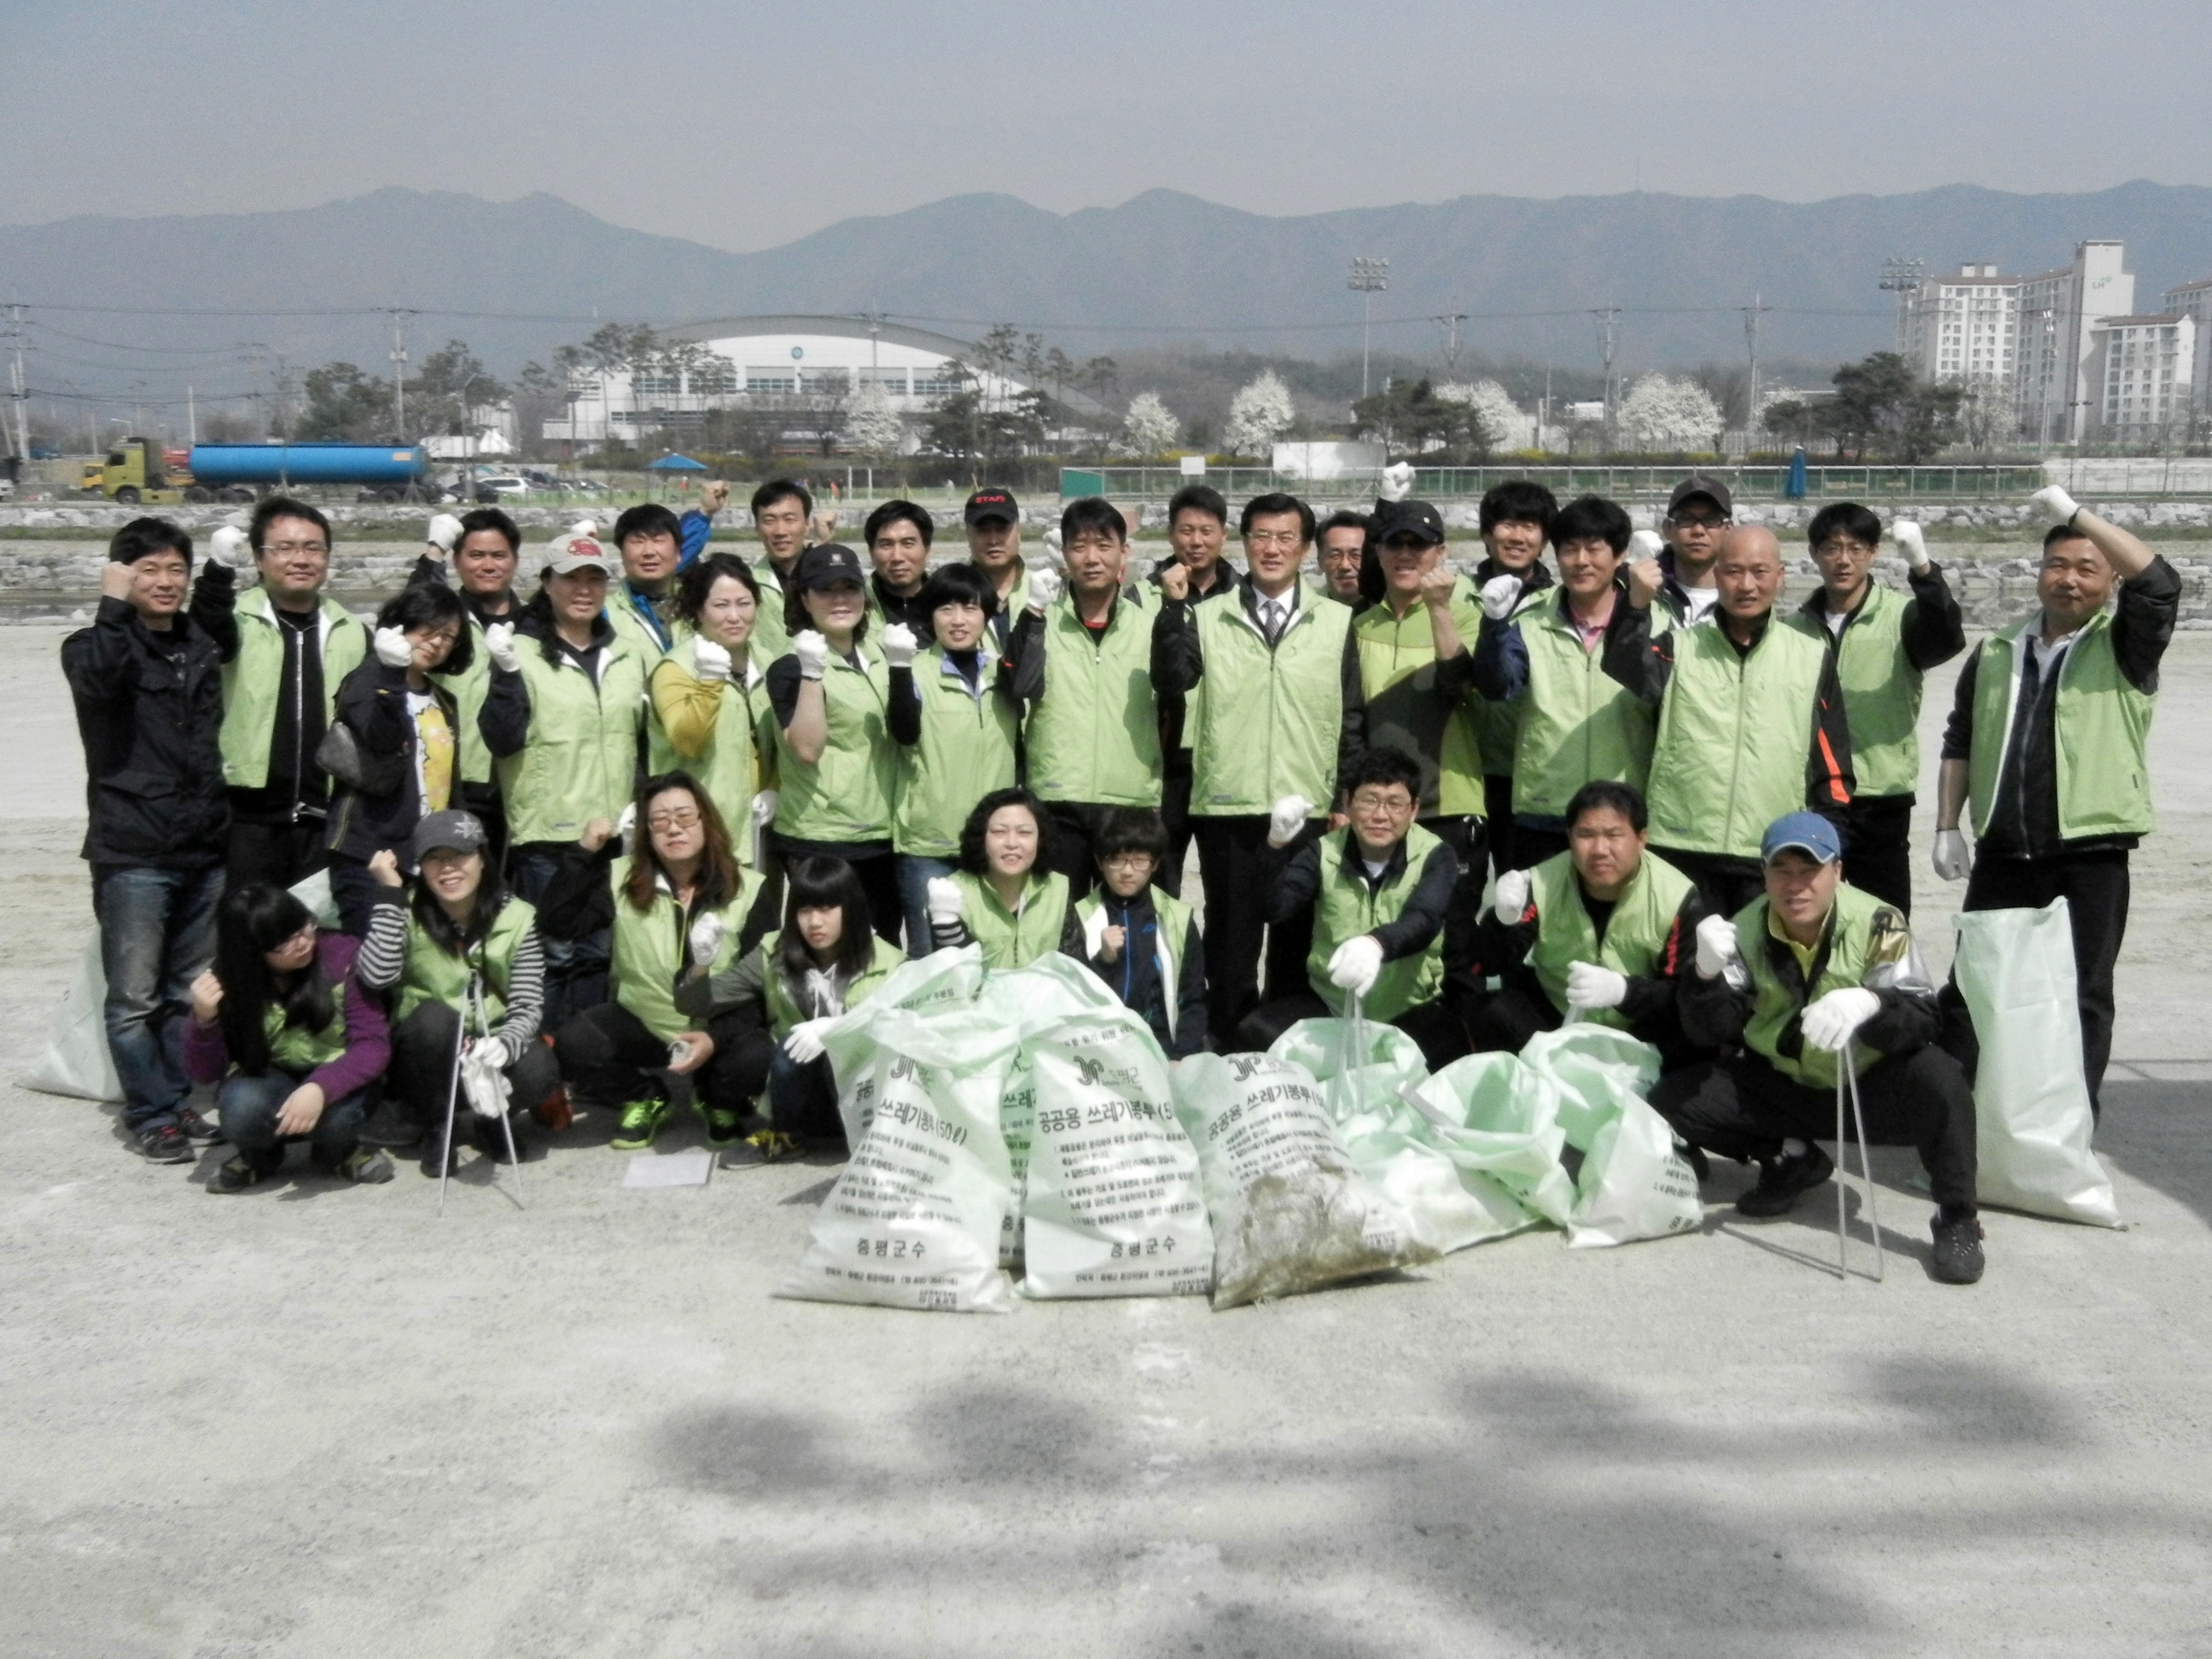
[841, 386, 905, 456]
[1223, 371, 1297, 457]
[1436, 380, 1524, 452]
[1620, 374, 1726, 451]
[1118, 391, 1182, 457]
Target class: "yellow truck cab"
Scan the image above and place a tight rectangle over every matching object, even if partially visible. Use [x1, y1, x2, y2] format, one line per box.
[84, 438, 192, 505]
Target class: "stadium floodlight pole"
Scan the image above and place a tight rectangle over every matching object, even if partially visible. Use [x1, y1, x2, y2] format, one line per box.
[1743, 293, 1772, 440]
[1878, 257, 1927, 356]
[1348, 257, 1389, 399]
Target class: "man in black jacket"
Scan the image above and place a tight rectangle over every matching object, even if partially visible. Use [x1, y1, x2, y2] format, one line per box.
[62, 519, 230, 1163]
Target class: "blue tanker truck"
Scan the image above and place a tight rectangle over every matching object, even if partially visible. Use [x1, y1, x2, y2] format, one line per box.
[83, 439, 431, 504]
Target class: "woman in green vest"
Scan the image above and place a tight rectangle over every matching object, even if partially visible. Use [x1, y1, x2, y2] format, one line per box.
[183, 882, 394, 1192]
[675, 855, 905, 1164]
[923, 787, 1081, 969]
[764, 543, 900, 944]
[1071, 808, 1208, 1058]
[354, 809, 562, 1173]
[649, 552, 777, 864]
[542, 771, 777, 1151]
[886, 562, 1022, 949]
[1456, 780, 1708, 1061]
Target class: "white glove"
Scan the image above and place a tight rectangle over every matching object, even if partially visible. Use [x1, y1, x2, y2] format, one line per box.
[1931, 828, 1971, 882]
[688, 911, 725, 966]
[1892, 520, 1929, 569]
[1493, 868, 1531, 925]
[1042, 526, 1065, 567]
[750, 790, 778, 827]
[208, 525, 253, 570]
[1479, 573, 1523, 621]
[880, 622, 919, 669]
[691, 638, 733, 682]
[1801, 986, 1881, 1053]
[471, 1034, 511, 1071]
[926, 876, 964, 927]
[1266, 794, 1313, 848]
[1627, 528, 1665, 561]
[373, 626, 414, 669]
[1564, 960, 1629, 1011]
[1694, 914, 1738, 980]
[461, 1044, 512, 1121]
[2029, 485, 2080, 524]
[1027, 566, 1063, 612]
[1379, 461, 1415, 504]
[426, 512, 463, 554]
[793, 629, 830, 680]
[570, 518, 598, 540]
[484, 620, 521, 672]
[1326, 934, 1386, 999]
[783, 1017, 833, 1065]
[615, 801, 637, 846]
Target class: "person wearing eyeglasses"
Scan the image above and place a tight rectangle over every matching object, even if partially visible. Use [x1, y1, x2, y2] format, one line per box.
[1236, 746, 1461, 1068]
[1313, 510, 1371, 608]
[1073, 808, 1207, 1059]
[189, 496, 370, 890]
[1153, 491, 1367, 1047]
[1627, 475, 1734, 626]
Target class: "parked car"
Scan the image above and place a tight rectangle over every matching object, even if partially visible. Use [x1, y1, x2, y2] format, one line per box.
[473, 474, 530, 503]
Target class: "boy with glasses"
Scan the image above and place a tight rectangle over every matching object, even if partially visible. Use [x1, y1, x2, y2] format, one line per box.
[1073, 808, 1208, 1059]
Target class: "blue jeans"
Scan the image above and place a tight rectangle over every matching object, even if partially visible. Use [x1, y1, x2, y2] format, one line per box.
[91, 863, 224, 1133]
[218, 1068, 370, 1174]
[767, 1047, 843, 1140]
[895, 853, 957, 959]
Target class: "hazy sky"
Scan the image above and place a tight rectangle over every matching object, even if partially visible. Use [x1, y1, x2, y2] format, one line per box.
[6, 0, 2209, 248]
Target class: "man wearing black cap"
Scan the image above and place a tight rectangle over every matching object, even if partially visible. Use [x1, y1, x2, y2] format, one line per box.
[962, 488, 1028, 650]
[1630, 475, 1733, 626]
[1656, 811, 1985, 1284]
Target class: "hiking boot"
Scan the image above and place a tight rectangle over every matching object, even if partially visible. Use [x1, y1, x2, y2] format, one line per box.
[473, 1110, 524, 1162]
[175, 1103, 224, 1144]
[610, 1097, 671, 1152]
[723, 1128, 804, 1169]
[420, 1124, 462, 1178]
[358, 1099, 425, 1149]
[331, 1147, 395, 1185]
[138, 1122, 194, 1164]
[1735, 1142, 1835, 1218]
[211, 1155, 266, 1192]
[696, 1097, 744, 1148]
[1930, 1210, 1987, 1285]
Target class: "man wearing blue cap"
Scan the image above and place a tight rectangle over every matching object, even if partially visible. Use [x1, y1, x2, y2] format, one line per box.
[1654, 811, 1985, 1284]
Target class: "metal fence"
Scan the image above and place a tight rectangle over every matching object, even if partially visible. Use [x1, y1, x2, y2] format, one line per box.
[1061, 463, 2063, 503]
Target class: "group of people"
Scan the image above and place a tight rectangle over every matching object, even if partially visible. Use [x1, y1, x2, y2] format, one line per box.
[67, 463, 2177, 1285]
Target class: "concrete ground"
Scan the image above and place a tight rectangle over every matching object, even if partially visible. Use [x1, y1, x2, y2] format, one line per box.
[2, 626, 2209, 1658]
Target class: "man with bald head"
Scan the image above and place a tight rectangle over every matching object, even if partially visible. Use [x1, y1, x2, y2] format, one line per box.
[1605, 522, 1854, 913]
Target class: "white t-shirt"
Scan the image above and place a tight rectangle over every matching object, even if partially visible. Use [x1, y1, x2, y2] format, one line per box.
[1681, 585, 1720, 625]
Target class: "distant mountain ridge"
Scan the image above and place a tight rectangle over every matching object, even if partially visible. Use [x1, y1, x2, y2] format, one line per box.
[5, 181, 2211, 396]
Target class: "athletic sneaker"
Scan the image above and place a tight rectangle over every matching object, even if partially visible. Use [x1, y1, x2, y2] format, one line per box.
[138, 1123, 194, 1164]
[723, 1128, 804, 1168]
[1735, 1142, 1836, 1217]
[696, 1097, 743, 1148]
[175, 1103, 223, 1144]
[1930, 1210, 1987, 1285]
[211, 1155, 265, 1192]
[330, 1148, 395, 1185]
[610, 1097, 671, 1152]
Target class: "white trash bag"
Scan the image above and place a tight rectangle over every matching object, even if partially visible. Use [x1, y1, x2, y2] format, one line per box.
[1953, 899, 2120, 1227]
[1524, 1026, 1701, 1249]
[25, 934, 124, 1103]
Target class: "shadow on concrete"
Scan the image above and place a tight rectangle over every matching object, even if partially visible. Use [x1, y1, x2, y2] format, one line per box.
[2095, 1074, 2212, 1230]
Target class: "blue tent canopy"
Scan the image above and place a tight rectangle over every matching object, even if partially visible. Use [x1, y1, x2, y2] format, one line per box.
[648, 453, 708, 472]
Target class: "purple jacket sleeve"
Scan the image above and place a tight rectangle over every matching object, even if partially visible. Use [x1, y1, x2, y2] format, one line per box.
[183, 1009, 230, 1086]
[306, 933, 392, 1103]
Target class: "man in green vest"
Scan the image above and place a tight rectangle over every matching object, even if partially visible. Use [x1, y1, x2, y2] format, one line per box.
[963, 486, 1031, 651]
[1154, 491, 1368, 1045]
[189, 495, 369, 890]
[1468, 479, 1558, 879]
[864, 498, 935, 634]
[1605, 523, 1855, 917]
[1238, 746, 1462, 1068]
[747, 478, 814, 662]
[1656, 811, 1985, 1284]
[410, 506, 525, 858]
[1934, 486, 2179, 1115]
[1458, 780, 1708, 1059]
[606, 503, 688, 660]
[1470, 494, 1666, 873]
[1150, 483, 1243, 896]
[1005, 497, 1162, 884]
[1786, 502, 1964, 915]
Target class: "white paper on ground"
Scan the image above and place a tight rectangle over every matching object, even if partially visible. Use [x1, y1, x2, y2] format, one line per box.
[623, 1150, 715, 1189]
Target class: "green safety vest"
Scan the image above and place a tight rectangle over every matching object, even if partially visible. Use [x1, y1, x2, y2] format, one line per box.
[1788, 583, 1923, 800]
[894, 648, 1021, 857]
[429, 607, 509, 787]
[608, 856, 765, 1042]
[1645, 617, 1837, 862]
[497, 632, 650, 847]
[1511, 593, 1669, 823]
[218, 587, 369, 789]
[1965, 610, 2157, 842]
[1352, 582, 1488, 818]
[395, 894, 538, 1028]
[1074, 885, 1198, 1045]
[1468, 579, 1550, 779]
[265, 982, 348, 1074]
[1306, 823, 1446, 1021]
[771, 645, 895, 841]
[1190, 591, 1353, 818]
[648, 637, 764, 834]
[605, 586, 687, 663]
[759, 929, 905, 1039]
[1524, 848, 1693, 1027]
[1735, 882, 1901, 1091]
[750, 558, 792, 663]
[1023, 593, 1163, 807]
[952, 869, 1072, 970]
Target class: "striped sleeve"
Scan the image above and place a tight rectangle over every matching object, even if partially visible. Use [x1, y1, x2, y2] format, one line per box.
[357, 899, 409, 991]
[492, 928, 546, 1050]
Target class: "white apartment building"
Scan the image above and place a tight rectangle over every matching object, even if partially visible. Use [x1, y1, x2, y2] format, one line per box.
[2163, 276, 2212, 428]
[1902, 265, 2019, 387]
[2084, 313, 2197, 445]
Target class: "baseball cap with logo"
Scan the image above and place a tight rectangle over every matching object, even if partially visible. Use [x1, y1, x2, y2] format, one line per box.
[1760, 811, 1843, 866]
[795, 542, 866, 591]
[1667, 475, 1734, 520]
[1374, 500, 1447, 547]
[963, 487, 1019, 527]
[544, 529, 612, 576]
[411, 809, 490, 864]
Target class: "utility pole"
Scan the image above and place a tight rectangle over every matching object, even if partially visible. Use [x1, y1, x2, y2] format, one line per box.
[1432, 305, 1468, 378]
[1591, 306, 1621, 453]
[1742, 293, 1772, 442]
[187, 385, 197, 446]
[1348, 257, 1388, 400]
[4, 302, 31, 460]
[387, 308, 414, 439]
[1878, 257, 1927, 356]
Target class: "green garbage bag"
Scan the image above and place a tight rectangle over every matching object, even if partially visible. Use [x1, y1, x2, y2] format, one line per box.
[1522, 1027, 1702, 1249]
[1403, 1051, 1577, 1229]
[1953, 900, 2120, 1227]
[1173, 1052, 1432, 1308]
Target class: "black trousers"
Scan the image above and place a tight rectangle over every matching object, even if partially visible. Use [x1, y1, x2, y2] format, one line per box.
[769, 834, 902, 948]
[1652, 847, 1767, 919]
[1511, 824, 1570, 873]
[1236, 990, 1466, 1074]
[1842, 793, 1916, 917]
[1040, 800, 1120, 896]
[1196, 813, 1318, 1047]
[1958, 847, 2129, 1113]
[1464, 979, 1704, 1070]
[1650, 1045, 1977, 1210]
[226, 815, 329, 894]
[556, 1001, 773, 1120]
[1483, 776, 1517, 879]
[390, 1000, 562, 1132]
[1157, 769, 1193, 899]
